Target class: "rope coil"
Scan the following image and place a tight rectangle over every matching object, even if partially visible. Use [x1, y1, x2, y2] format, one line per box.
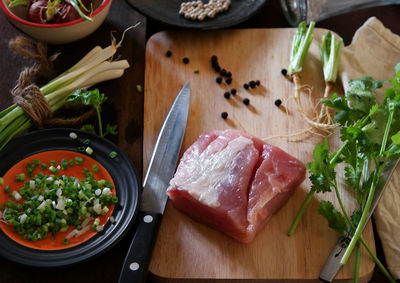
[9, 36, 95, 129]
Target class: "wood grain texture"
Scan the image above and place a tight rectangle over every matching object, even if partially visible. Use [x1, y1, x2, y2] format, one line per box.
[144, 29, 376, 282]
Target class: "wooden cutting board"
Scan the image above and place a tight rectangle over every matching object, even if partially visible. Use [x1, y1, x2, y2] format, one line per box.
[143, 29, 375, 282]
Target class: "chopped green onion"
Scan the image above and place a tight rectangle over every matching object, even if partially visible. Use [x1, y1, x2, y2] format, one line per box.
[92, 164, 99, 173]
[136, 84, 143, 92]
[4, 186, 11, 193]
[0, 157, 116, 244]
[15, 173, 25, 182]
[85, 147, 93, 155]
[75, 157, 83, 165]
[109, 151, 118, 159]
[0, 177, 3, 186]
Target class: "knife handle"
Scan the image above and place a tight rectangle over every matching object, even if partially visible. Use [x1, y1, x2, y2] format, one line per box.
[118, 210, 162, 283]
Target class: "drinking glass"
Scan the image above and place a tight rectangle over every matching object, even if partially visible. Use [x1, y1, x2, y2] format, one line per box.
[280, 0, 400, 26]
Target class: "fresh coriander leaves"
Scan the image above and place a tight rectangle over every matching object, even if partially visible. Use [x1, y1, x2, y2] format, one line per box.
[306, 138, 335, 193]
[346, 77, 384, 113]
[68, 89, 118, 138]
[318, 200, 348, 235]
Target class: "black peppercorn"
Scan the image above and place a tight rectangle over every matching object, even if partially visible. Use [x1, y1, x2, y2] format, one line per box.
[256, 80, 260, 86]
[249, 80, 256, 88]
[243, 83, 249, 89]
[216, 77, 223, 84]
[182, 57, 189, 64]
[281, 69, 287, 76]
[220, 69, 227, 76]
[225, 77, 232, 85]
[226, 72, 232, 77]
[243, 98, 250, 105]
[211, 55, 218, 63]
[230, 88, 237, 95]
[221, 112, 228, 119]
[214, 65, 221, 72]
[224, 92, 230, 99]
[275, 99, 282, 107]
[166, 50, 172, 57]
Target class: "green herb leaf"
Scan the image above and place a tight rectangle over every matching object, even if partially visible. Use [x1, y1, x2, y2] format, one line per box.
[80, 124, 96, 135]
[346, 77, 383, 113]
[67, 89, 107, 108]
[104, 124, 118, 137]
[318, 200, 348, 235]
[306, 138, 335, 193]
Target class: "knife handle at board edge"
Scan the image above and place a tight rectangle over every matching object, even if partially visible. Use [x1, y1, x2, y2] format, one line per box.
[118, 210, 162, 283]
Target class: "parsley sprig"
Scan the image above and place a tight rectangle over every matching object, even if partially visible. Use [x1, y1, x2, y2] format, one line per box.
[289, 63, 400, 282]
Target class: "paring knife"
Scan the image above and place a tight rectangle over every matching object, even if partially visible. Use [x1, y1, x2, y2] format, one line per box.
[319, 158, 400, 282]
[118, 82, 190, 283]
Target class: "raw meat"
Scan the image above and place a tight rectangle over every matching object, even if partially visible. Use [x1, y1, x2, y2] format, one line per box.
[167, 129, 306, 243]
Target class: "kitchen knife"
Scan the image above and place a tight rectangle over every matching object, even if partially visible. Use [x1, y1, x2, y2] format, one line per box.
[118, 82, 190, 283]
[319, 158, 399, 282]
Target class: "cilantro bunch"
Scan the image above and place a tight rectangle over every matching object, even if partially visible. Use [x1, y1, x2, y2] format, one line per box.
[289, 63, 400, 282]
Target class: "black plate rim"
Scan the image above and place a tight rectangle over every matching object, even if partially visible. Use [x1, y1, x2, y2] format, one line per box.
[0, 128, 140, 268]
[126, 0, 268, 30]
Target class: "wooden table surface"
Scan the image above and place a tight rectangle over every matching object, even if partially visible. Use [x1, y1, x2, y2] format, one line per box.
[0, 0, 399, 282]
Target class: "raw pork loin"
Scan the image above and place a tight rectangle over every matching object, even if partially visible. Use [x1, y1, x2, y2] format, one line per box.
[167, 129, 306, 243]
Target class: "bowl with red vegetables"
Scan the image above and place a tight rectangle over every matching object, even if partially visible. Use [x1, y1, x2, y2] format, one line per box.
[0, 0, 112, 44]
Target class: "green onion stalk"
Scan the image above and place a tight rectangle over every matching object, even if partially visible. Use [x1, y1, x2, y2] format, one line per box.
[0, 43, 129, 150]
[318, 31, 343, 123]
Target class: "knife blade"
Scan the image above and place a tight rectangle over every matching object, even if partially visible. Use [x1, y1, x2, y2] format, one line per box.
[319, 158, 399, 282]
[118, 82, 190, 283]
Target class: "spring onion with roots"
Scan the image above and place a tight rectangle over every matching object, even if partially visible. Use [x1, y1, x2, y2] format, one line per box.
[289, 64, 400, 282]
[287, 21, 341, 135]
[0, 25, 138, 150]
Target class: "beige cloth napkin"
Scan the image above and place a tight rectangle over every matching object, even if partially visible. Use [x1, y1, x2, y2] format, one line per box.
[340, 17, 400, 279]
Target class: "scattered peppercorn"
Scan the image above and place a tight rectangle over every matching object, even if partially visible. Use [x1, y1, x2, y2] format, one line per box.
[230, 88, 237, 95]
[256, 80, 260, 86]
[216, 77, 222, 84]
[166, 50, 172, 57]
[194, 70, 200, 74]
[221, 112, 228, 119]
[182, 57, 189, 64]
[243, 98, 250, 105]
[249, 80, 256, 88]
[214, 65, 221, 72]
[275, 99, 282, 107]
[211, 55, 218, 63]
[243, 83, 249, 89]
[224, 91, 230, 99]
[220, 69, 227, 76]
[281, 69, 287, 76]
[226, 71, 232, 77]
[225, 77, 232, 85]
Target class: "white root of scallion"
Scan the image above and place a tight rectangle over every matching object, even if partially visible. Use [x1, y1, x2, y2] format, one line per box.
[81, 69, 126, 89]
[41, 45, 118, 95]
[292, 73, 338, 131]
[46, 60, 129, 106]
